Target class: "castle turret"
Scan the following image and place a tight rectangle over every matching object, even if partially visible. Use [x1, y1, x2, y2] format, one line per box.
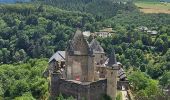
[89, 39, 105, 65]
[50, 62, 62, 99]
[106, 49, 119, 100]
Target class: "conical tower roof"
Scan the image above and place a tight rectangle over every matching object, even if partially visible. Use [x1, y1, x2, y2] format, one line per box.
[89, 39, 104, 53]
[67, 29, 92, 55]
[108, 49, 119, 70]
[72, 30, 83, 41]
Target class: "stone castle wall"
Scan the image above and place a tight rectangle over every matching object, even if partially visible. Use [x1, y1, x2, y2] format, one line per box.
[117, 81, 129, 90]
[50, 73, 129, 100]
[51, 78, 107, 100]
[66, 53, 95, 82]
[94, 53, 105, 64]
[96, 66, 107, 78]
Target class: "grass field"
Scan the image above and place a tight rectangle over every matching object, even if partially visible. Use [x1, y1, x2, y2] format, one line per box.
[135, 2, 170, 14]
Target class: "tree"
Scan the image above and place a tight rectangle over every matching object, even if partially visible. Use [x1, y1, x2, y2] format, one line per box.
[128, 71, 162, 99]
[0, 83, 4, 98]
[164, 49, 170, 61]
[16, 33, 29, 50]
[2, 15, 16, 27]
[159, 72, 170, 88]
[46, 21, 54, 32]
[134, 40, 143, 49]
[26, 15, 38, 25]
[30, 77, 48, 99]
[128, 71, 149, 91]
[13, 49, 27, 62]
[10, 80, 30, 98]
[154, 38, 164, 52]
[147, 63, 163, 79]
[0, 50, 3, 63]
[1, 48, 10, 63]
[37, 5, 45, 12]
[141, 34, 152, 46]
[14, 92, 35, 100]
[18, 21, 25, 30]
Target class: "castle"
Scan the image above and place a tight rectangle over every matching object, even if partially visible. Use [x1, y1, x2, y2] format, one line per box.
[44, 30, 128, 100]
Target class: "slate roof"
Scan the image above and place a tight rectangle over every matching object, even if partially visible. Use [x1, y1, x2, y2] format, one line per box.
[118, 68, 127, 80]
[105, 49, 119, 70]
[89, 39, 104, 53]
[67, 30, 93, 55]
[49, 51, 65, 63]
[107, 49, 117, 67]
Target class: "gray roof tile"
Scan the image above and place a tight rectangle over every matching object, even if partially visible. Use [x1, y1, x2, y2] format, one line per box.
[49, 51, 65, 63]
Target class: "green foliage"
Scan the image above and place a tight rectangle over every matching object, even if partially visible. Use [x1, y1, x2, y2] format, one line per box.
[43, 0, 136, 19]
[14, 92, 35, 100]
[56, 93, 75, 100]
[101, 94, 112, 100]
[128, 71, 150, 91]
[159, 72, 170, 88]
[110, 11, 170, 27]
[0, 59, 48, 99]
[0, 1, 170, 100]
[0, 4, 102, 63]
[116, 91, 122, 100]
[128, 71, 162, 99]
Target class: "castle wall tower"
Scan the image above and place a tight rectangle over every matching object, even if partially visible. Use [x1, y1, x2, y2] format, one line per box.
[50, 62, 62, 99]
[106, 49, 119, 100]
[89, 39, 105, 65]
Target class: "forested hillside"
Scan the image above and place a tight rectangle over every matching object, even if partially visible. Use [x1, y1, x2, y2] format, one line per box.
[0, 1, 170, 99]
[0, 59, 48, 99]
[0, 4, 102, 64]
[99, 10, 170, 99]
[40, 0, 136, 19]
[0, 0, 31, 3]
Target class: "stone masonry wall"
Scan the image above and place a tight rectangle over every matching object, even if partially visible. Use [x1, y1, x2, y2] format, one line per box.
[66, 54, 95, 82]
[94, 53, 105, 65]
[117, 81, 129, 90]
[52, 79, 107, 100]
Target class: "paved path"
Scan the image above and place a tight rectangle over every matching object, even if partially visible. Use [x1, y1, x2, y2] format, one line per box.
[121, 90, 129, 100]
[121, 86, 129, 100]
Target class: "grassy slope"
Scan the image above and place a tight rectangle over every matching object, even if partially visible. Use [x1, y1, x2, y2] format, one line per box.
[135, 1, 170, 14]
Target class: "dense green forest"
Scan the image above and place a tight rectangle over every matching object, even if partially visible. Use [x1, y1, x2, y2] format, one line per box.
[0, 4, 101, 64]
[0, 0, 170, 99]
[38, 0, 136, 19]
[0, 59, 48, 99]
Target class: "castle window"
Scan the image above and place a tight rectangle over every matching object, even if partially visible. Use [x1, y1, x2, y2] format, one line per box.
[98, 85, 100, 88]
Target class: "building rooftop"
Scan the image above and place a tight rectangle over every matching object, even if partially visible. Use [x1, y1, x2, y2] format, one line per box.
[83, 31, 91, 37]
[49, 51, 65, 63]
[89, 39, 104, 53]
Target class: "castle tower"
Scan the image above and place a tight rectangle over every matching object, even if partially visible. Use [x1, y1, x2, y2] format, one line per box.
[89, 39, 105, 65]
[106, 49, 119, 100]
[65, 30, 95, 82]
[50, 62, 62, 99]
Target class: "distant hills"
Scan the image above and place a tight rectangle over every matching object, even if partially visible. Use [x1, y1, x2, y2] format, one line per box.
[40, 0, 136, 19]
[134, 0, 170, 2]
[0, 0, 31, 3]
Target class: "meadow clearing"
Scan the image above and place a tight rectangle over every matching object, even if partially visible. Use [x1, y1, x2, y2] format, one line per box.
[135, 1, 170, 14]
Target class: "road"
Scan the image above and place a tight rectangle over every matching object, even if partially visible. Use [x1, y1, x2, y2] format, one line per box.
[121, 90, 129, 100]
[121, 86, 129, 100]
